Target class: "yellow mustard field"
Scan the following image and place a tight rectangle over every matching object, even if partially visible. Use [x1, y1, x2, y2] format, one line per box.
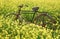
[0, 0, 60, 39]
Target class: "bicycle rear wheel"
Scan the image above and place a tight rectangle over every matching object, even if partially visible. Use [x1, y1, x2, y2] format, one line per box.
[33, 14, 49, 27]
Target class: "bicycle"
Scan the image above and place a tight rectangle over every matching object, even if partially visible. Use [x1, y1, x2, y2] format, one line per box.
[5, 4, 56, 27]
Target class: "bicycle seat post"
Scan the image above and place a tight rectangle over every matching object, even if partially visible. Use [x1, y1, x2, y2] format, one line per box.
[32, 7, 39, 23]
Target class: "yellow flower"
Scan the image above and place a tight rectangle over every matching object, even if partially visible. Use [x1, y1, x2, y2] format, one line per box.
[5, 37, 9, 39]
[0, 22, 2, 27]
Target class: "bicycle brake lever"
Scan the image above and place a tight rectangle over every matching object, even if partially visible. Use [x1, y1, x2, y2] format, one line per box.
[25, 4, 28, 7]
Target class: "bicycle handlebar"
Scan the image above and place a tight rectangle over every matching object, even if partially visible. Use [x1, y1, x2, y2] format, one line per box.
[18, 4, 28, 8]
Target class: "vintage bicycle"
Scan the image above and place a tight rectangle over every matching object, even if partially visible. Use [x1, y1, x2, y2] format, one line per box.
[5, 4, 56, 27]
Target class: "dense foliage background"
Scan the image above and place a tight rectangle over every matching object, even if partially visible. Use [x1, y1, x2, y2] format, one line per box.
[0, 0, 60, 39]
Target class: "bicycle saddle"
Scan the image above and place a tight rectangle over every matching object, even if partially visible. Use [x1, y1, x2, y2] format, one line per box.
[32, 7, 39, 12]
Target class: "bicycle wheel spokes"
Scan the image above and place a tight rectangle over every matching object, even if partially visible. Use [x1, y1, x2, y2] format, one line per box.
[5, 13, 16, 19]
[33, 13, 51, 27]
[18, 15, 24, 25]
[33, 17, 41, 26]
